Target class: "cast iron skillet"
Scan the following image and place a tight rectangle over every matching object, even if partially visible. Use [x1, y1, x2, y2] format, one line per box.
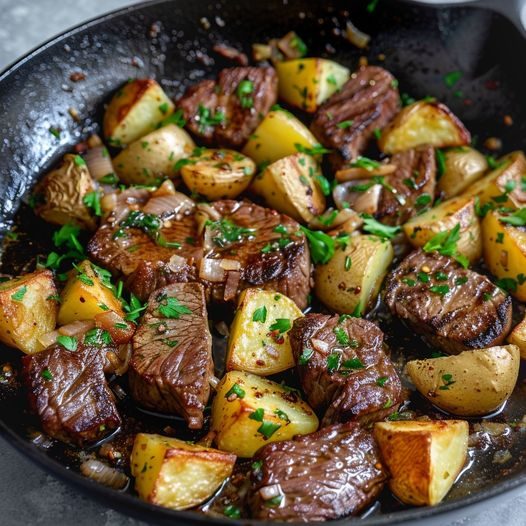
[1, 0, 526, 524]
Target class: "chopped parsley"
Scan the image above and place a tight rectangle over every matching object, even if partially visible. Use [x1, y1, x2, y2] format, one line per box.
[439, 373, 455, 390]
[300, 226, 335, 264]
[429, 285, 449, 296]
[265, 495, 283, 507]
[258, 421, 281, 439]
[74, 155, 86, 167]
[366, 0, 380, 13]
[334, 326, 351, 346]
[350, 156, 381, 171]
[496, 277, 517, 293]
[423, 223, 469, 268]
[337, 120, 354, 129]
[269, 318, 291, 333]
[417, 271, 430, 283]
[455, 276, 468, 285]
[290, 34, 308, 57]
[344, 255, 352, 271]
[225, 383, 245, 399]
[84, 328, 113, 347]
[158, 102, 170, 115]
[436, 149, 446, 177]
[315, 174, 331, 196]
[83, 191, 102, 216]
[402, 277, 416, 286]
[206, 218, 256, 247]
[294, 143, 332, 156]
[326, 352, 341, 373]
[362, 215, 401, 240]
[223, 505, 241, 519]
[274, 409, 290, 422]
[196, 104, 226, 133]
[123, 293, 147, 323]
[11, 286, 27, 302]
[236, 79, 254, 109]
[342, 357, 365, 370]
[252, 306, 267, 323]
[499, 208, 526, 227]
[299, 348, 314, 365]
[444, 71, 462, 88]
[157, 295, 192, 319]
[99, 172, 119, 185]
[41, 368, 53, 381]
[376, 376, 389, 387]
[56, 335, 78, 352]
[159, 108, 187, 128]
[415, 193, 432, 208]
[249, 408, 265, 422]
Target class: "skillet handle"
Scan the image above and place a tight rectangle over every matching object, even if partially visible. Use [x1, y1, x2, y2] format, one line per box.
[402, 0, 526, 38]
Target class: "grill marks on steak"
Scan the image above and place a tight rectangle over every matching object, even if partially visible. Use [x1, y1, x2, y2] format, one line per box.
[177, 66, 278, 148]
[129, 282, 213, 428]
[289, 314, 403, 426]
[311, 66, 400, 166]
[88, 198, 311, 309]
[384, 250, 512, 354]
[376, 145, 436, 225]
[249, 422, 387, 522]
[22, 342, 121, 446]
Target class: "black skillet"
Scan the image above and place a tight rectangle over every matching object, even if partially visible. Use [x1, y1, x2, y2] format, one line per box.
[1, 0, 526, 524]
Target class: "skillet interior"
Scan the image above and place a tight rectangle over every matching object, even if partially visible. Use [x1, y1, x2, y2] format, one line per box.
[1, 0, 526, 524]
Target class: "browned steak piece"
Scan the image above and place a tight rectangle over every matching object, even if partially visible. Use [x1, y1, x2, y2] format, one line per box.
[289, 314, 403, 426]
[22, 339, 121, 446]
[384, 250, 512, 354]
[376, 145, 436, 225]
[177, 66, 278, 148]
[129, 282, 213, 428]
[310, 66, 400, 166]
[249, 422, 387, 522]
[88, 196, 311, 309]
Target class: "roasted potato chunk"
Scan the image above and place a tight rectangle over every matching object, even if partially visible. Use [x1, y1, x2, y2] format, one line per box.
[58, 260, 124, 326]
[103, 79, 175, 146]
[275, 58, 350, 112]
[374, 420, 468, 506]
[403, 196, 482, 264]
[181, 149, 255, 200]
[242, 108, 321, 167]
[482, 209, 526, 301]
[226, 288, 303, 375]
[131, 433, 236, 510]
[314, 234, 393, 315]
[113, 124, 195, 185]
[251, 153, 326, 223]
[379, 101, 470, 154]
[461, 151, 526, 208]
[211, 370, 319, 457]
[0, 270, 58, 354]
[437, 146, 488, 198]
[406, 345, 520, 416]
[508, 316, 526, 360]
[33, 154, 97, 230]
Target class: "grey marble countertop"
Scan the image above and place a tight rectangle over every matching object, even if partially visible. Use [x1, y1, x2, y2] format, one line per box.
[0, 1, 525, 525]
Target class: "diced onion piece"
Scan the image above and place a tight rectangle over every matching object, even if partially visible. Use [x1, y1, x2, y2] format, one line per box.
[58, 320, 95, 337]
[101, 192, 118, 215]
[85, 146, 116, 182]
[308, 208, 361, 231]
[333, 181, 383, 214]
[209, 375, 220, 389]
[199, 258, 226, 282]
[220, 259, 241, 271]
[80, 459, 129, 490]
[38, 330, 60, 349]
[167, 255, 187, 273]
[151, 179, 177, 197]
[311, 338, 330, 353]
[259, 484, 281, 501]
[345, 20, 371, 49]
[94, 310, 135, 345]
[252, 43, 272, 61]
[335, 163, 397, 182]
[142, 193, 195, 218]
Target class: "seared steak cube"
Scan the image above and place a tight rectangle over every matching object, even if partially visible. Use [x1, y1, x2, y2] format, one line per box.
[249, 422, 387, 521]
[289, 314, 404, 426]
[384, 250, 512, 354]
[22, 341, 121, 446]
[310, 66, 400, 166]
[177, 66, 278, 148]
[129, 282, 213, 429]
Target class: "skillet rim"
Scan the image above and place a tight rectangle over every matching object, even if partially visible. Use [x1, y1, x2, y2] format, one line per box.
[0, 0, 525, 523]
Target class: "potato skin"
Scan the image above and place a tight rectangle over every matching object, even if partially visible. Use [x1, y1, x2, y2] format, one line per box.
[226, 288, 303, 375]
[34, 154, 97, 230]
[438, 147, 488, 199]
[314, 234, 393, 315]
[374, 420, 468, 506]
[379, 100, 470, 154]
[251, 153, 325, 223]
[275, 58, 350, 112]
[508, 317, 526, 360]
[403, 196, 482, 264]
[58, 260, 124, 326]
[211, 370, 318, 457]
[406, 345, 520, 416]
[181, 149, 255, 200]
[130, 433, 236, 510]
[0, 270, 58, 354]
[482, 209, 526, 302]
[103, 79, 175, 146]
[242, 109, 320, 166]
[113, 124, 195, 185]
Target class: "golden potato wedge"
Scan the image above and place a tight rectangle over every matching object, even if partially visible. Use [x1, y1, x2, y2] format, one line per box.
[314, 234, 393, 315]
[251, 153, 326, 223]
[508, 316, 526, 360]
[131, 433, 236, 510]
[226, 288, 303, 375]
[58, 260, 124, 326]
[481, 209, 526, 301]
[406, 346, 520, 416]
[461, 151, 526, 208]
[211, 371, 319, 457]
[403, 196, 482, 264]
[113, 124, 195, 185]
[275, 58, 350, 112]
[379, 101, 470, 154]
[180, 149, 255, 200]
[0, 270, 58, 354]
[374, 420, 468, 506]
[33, 154, 97, 231]
[103, 79, 175, 146]
[242, 108, 321, 167]
[437, 147, 488, 198]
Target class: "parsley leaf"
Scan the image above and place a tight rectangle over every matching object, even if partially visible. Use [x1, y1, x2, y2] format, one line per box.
[252, 306, 267, 323]
[269, 318, 291, 333]
[422, 223, 469, 268]
[362, 215, 401, 240]
[499, 208, 526, 227]
[300, 226, 335, 264]
[225, 383, 245, 399]
[299, 348, 314, 365]
[157, 295, 192, 319]
[11, 286, 27, 302]
[56, 335, 78, 352]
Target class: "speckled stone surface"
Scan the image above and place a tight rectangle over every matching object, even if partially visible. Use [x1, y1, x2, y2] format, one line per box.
[0, 1, 525, 525]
